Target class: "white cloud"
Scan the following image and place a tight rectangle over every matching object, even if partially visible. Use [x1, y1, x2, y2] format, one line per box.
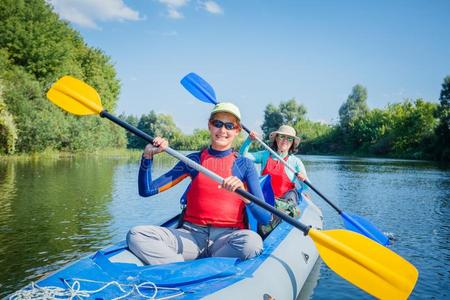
[47, 0, 142, 29]
[158, 0, 189, 19]
[157, 0, 223, 19]
[168, 8, 184, 19]
[201, 1, 223, 14]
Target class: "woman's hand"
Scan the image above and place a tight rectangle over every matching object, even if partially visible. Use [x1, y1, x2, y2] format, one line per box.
[249, 131, 258, 141]
[296, 172, 306, 182]
[220, 176, 250, 204]
[143, 137, 168, 159]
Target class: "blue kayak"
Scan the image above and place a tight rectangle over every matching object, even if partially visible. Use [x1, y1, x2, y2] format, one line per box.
[9, 179, 323, 300]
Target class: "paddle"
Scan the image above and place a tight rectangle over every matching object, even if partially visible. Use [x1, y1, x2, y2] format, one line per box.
[180, 72, 390, 246]
[47, 75, 418, 299]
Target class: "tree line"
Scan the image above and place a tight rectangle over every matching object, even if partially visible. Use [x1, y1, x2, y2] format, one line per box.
[118, 75, 450, 163]
[0, 0, 448, 161]
[259, 80, 450, 161]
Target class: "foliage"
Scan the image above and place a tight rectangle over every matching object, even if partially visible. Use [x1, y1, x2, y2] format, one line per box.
[119, 111, 249, 152]
[259, 82, 447, 161]
[303, 92, 440, 159]
[339, 84, 369, 133]
[174, 129, 211, 150]
[0, 0, 125, 154]
[118, 113, 140, 149]
[261, 103, 283, 140]
[384, 99, 437, 157]
[434, 76, 450, 161]
[0, 80, 17, 154]
[121, 112, 187, 149]
[294, 119, 332, 141]
[261, 99, 307, 140]
[279, 99, 307, 125]
[0, 0, 80, 84]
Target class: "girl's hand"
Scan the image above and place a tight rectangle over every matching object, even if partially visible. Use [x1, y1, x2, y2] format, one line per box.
[249, 131, 259, 141]
[296, 172, 306, 182]
[220, 176, 250, 204]
[143, 137, 168, 159]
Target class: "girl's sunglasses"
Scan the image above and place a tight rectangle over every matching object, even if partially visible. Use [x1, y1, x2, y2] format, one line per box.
[210, 119, 239, 130]
[277, 134, 294, 142]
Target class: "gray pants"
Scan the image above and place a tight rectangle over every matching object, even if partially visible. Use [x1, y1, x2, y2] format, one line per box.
[127, 222, 263, 265]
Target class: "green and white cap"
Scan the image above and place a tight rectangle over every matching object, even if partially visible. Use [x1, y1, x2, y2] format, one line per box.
[210, 102, 241, 121]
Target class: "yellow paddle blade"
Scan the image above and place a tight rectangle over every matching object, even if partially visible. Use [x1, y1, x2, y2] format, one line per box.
[47, 76, 103, 115]
[309, 229, 418, 299]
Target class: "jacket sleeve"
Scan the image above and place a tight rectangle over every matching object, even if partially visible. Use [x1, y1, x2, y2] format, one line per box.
[243, 158, 272, 225]
[290, 155, 310, 192]
[138, 153, 197, 197]
[239, 137, 266, 165]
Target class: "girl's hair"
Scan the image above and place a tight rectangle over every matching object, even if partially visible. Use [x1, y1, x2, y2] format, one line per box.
[271, 134, 297, 155]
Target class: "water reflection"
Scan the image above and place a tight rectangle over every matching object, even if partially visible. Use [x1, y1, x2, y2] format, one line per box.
[0, 157, 118, 295]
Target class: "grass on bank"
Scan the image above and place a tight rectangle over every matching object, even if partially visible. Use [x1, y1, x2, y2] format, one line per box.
[0, 148, 180, 165]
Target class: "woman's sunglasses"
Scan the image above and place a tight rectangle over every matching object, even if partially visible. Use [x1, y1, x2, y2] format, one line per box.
[277, 134, 294, 142]
[210, 119, 239, 130]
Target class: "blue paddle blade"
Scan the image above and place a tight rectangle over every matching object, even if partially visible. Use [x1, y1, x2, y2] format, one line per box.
[341, 211, 390, 246]
[180, 73, 218, 105]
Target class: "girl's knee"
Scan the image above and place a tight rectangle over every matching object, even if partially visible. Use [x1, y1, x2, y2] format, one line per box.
[233, 230, 263, 259]
[127, 225, 159, 246]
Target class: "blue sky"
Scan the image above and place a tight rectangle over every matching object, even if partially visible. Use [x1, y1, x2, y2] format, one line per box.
[48, 0, 450, 134]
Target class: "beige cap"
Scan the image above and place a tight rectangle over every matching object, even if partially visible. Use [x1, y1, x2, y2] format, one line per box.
[269, 125, 301, 147]
[210, 102, 241, 121]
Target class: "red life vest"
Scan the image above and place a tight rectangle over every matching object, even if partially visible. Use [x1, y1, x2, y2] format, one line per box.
[262, 155, 295, 198]
[183, 149, 246, 229]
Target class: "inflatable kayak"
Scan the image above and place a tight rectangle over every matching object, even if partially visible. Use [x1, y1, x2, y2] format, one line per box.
[9, 179, 323, 300]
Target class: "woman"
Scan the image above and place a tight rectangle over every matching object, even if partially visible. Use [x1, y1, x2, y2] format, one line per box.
[127, 103, 271, 265]
[239, 125, 309, 221]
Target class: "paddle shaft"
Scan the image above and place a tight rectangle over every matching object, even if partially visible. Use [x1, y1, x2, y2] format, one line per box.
[99, 110, 311, 234]
[240, 124, 342, 214]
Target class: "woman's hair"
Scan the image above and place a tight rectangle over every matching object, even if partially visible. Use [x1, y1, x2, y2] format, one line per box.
[271, 134, 297, 155]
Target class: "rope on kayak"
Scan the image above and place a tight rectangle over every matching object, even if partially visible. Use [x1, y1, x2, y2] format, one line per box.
[8, 279, 185, 300]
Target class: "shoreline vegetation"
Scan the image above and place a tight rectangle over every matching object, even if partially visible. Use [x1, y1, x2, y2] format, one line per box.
[0, 147, 447, 166]
[0, 149, 180, 167]
[0, 0, 449, 162]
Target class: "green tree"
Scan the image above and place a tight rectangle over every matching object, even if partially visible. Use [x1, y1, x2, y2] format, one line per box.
[175, 129, 211, 150]
[339, 84, 369, 132]
[294, 119, 332, 141]
[279, 99, 307, 125]
[434, 76, 450, 161]
[385, 99, 437, 157]
[0, 0, 80, 84]
[0, 0, 126, 153]
[0, 81, 17, 154]
[151, 114, 182, 142]
[261, 99, 307, 140]
[261, 104, 283, 140]
[350, 109, 391, 154]
[129, 111, 158, 149]
[119, 113, 139, 148]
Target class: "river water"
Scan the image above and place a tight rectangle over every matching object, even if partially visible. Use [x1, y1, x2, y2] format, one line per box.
[0, 155, 448, 299]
